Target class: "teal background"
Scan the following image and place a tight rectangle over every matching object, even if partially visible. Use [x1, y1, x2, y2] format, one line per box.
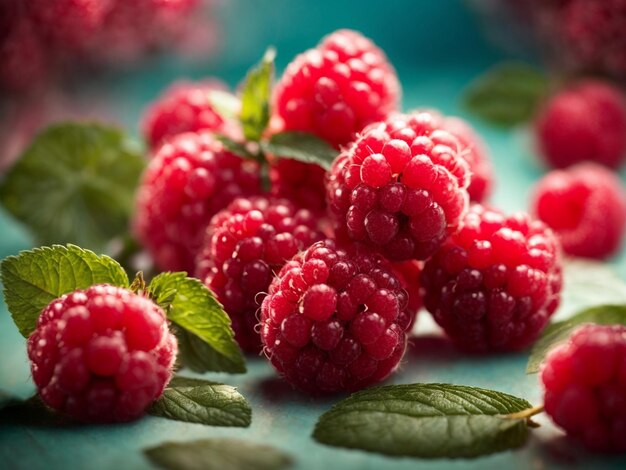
[1, 0, 626, 468]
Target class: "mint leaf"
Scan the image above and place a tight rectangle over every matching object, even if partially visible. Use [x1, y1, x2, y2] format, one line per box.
[526, 305, 626, 374]
[0, 122, 145, 251]
[214, 135, 256, 160]
[148, 272, 246, 374]
[261, 132, 338, 171]
[561, 258, 626, 314]
[313, 383, 533, 458]
[463, 63, 549, 127]
[145, 438, 293, 470]
[207, 90, 240, 121]
[149, 377, 251, 427]
[1, 244, 129, 337]
[240, 48, 275, 141]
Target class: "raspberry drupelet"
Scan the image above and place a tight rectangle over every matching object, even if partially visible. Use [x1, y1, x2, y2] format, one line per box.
[134, 131, 260, 273]
[142, 80, 240, 151]
[272, 29, 400, 149]
[260, 239, 413, 394]
[326, 111, 470, 262]
[27, 284, 177, 423]
[531, 163, 626, 259]
[269, 158, 328, 213]
[421, 205, 563, 353]
[541, 324, 626, 452]
[195, 197, 325, 353]
[536, 80, 626, 170]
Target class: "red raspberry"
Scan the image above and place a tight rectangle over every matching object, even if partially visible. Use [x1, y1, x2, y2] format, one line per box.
[196, 197, 324, 353]
[260, 240, 412, 394]
[391, 260, 423, 321]
[541, 324, 626, 452]
[28, 0, 110, 50]
[326, 111, 470, 262]
[442, 117, 493, 203]
[421, 205, 563, 353]
[531, 163, 626, 259]
[536, 80, 626, 170]
[269, 158, 328, 213]
[134, 132, 260, 273]
[142, 80, 240, 151]
[272, 29, 400, 148]
[27, 284, 177, 423]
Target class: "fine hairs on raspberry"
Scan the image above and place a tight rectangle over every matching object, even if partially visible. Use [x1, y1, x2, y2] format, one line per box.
[327, 111, 470, 262]
[260, 239, 414, 394]
[421, 204, 563, 353]
[541, 324, 626, 452]
[196, 196, 325, 353]
[27, 284, 177, 423]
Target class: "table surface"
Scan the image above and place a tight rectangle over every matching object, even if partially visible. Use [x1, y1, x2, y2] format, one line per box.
[2, 1, 626, 468]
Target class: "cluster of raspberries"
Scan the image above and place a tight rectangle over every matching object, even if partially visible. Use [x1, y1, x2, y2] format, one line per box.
[0, 0, 212, 94]
[132, 29, 564, 397]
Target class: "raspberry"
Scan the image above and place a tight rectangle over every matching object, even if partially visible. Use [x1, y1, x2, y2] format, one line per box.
[27, 284, 177, 423]
[269, 158, 328, 213]
[442, 117, 493, 203]
[541, 324, 626, 452]
[326, 111, 470, 262]
[421, 205, 563, 353]
[536, 80, 626, 170]
[134, 132, 260, 273]
[391, 260, 423, 321]
[272, 29, 400, 148]
[531, 163, 626, 259]
[196, 197, 324, 353]
[260, 240, 412, 394]
[142, 80, 240, 151]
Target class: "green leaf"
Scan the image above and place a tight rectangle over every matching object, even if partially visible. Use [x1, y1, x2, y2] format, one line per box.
[313, 383, 533, 459]
[463, 63, 549, 127]
[148, 272, 246, 374]
[214, 135, 256, 160]
[239, 48, 275, 141]
[207, 90, 240, 121]
[149, 377, 251, 427]
[0, 122, 145, 251]
[144, 438, 293, 470]
[1, 244, 129, 337]
[526, 305, 626, 374]
[260, 131, 338, 171]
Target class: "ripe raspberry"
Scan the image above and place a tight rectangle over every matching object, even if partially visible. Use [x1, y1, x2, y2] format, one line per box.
[391, 260, 423, 320]
[142, 80, 240, 151]
[536, 80, 626, 170]
[196, 197, 324, 353]
[269, 158, 328, 213]
[421, 205, 563, 353]
[442, 117, 493, 203]
[28, 0, 110, 50]
[531, 163, 626, 259]
[326, 111, 470, 262]
[260, 239, 412, 394]
[541, 324, 626, 452]
[27, 284, 177, 423]
[272, 29, 400, 148]
[134, 132, 260, 273]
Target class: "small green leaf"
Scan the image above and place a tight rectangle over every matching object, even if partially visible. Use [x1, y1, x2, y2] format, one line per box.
[240, 48, 275, 141]
[207, 90, 240, 121]
[261, 131, 338, 171]
[149, 377, 251, 427]
[148, 272, 246, 374]
[313, 383, 533, 459]
[463, 63, 549, 127]
[526, 305, 626, 374]
[144, 438, 293, 470]
[214, 135, 256, 160]
[0, 122, 145, 251]
[1, 244, 129, 337]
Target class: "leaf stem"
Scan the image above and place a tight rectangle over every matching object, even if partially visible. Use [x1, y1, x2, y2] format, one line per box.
[502, 404, 545, 420]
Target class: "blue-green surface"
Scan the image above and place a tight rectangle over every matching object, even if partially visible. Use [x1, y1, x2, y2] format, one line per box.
[1, 1, 626, 468]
